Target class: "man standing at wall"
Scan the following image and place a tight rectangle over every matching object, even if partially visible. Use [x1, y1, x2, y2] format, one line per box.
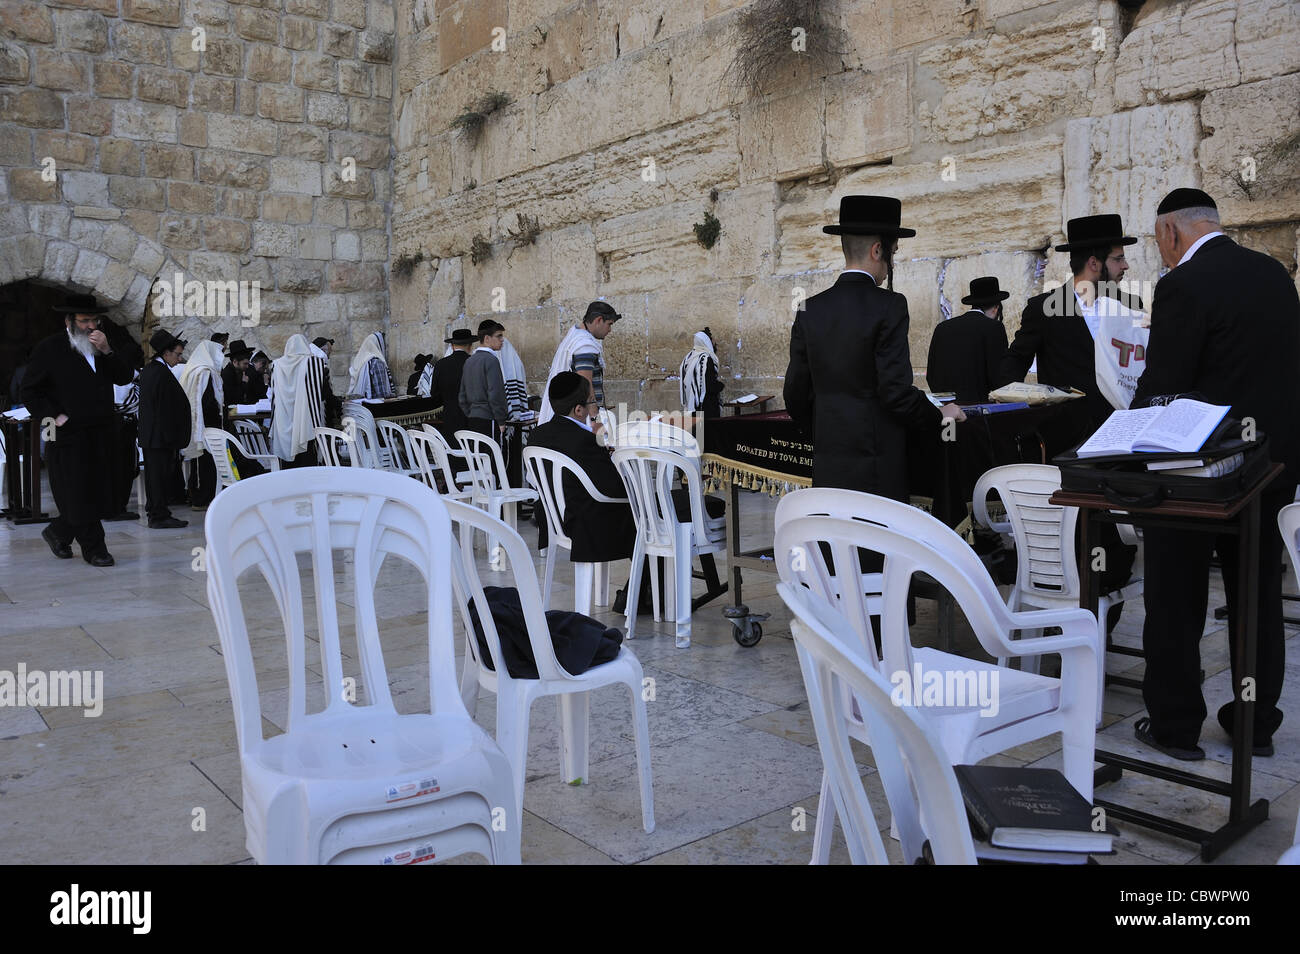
[538, 301, 620, 425]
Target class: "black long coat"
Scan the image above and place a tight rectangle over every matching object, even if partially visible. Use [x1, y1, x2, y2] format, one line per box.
[783, 272, 941, 500]
[1133, 234, 1300, 478]
[138, 357, 192, 450]
[926, 310, 1009, 405]
[430, 350, 470, 434]
[526, 416, 636, 563]
[21, 333, 133, 524]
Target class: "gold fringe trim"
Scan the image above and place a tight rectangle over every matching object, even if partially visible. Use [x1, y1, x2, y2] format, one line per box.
[702, 455, 812, 497]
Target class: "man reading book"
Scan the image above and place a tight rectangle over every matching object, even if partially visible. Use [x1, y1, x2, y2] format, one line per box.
[1130, 188, 1300, 760]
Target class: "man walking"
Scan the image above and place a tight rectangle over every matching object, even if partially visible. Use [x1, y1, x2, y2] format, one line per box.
[137, 330, 191, 529]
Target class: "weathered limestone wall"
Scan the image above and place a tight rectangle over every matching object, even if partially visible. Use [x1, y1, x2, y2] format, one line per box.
[390, 0, 1300, 411]
[0, 0, 395, 379]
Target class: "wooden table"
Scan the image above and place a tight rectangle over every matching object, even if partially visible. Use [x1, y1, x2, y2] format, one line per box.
[1051, 461, 1282, 861]
[723, 395, 775, 416]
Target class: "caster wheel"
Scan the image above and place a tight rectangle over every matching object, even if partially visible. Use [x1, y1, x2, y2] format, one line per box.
[734, 621, 763, 647]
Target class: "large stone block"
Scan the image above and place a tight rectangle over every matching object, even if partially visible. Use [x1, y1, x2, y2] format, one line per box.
[0, 39, 29, 83]
[737, 272, 837, 382]
[108, 175, 166, 210]
[246, 45, 292, 83]
[1113, 0, 1239, 109]
[1201, 73, 1300, 227]
[283, 17, 319, 50]
[252, 221, 296, 257]
[737, 84, 822, 184]
[9, 168, 59, 202]
[98, 139, 142, 177]
[200, 38, 242, 77]
[259, 86, 305, 123]
[261, 193, 314, 223]
[34, 130, 94, 168]
[825, 62, 911, 167]
[121, 0, 180, 27]
[333, 0, 367, 30]
[68, 97, 112, 135]
[0, 2, 54, 43]
[112, 22, 169, 66]
[207, 115, 279, 155]
[198, 151, 269, 190]
[203, 218, 252, 252]
[1235, 0, 1300, 84]
[917, 5, 1097, 144]
[281, 126, 328, 160]
[167, 181, 216, 213]
[235, 6, 279, 41]
[438, 0, 507, 67]
[891, 0, 970, 50]
[268, 157, 323, 195]
[112, 101, 178, 142]
[664, 11, 746, 125]
[1064, 101, 1201, 237]
[94, 60, 134, 98]
[643, 278, 747, 389]
[32, 49, 88, 90]
[54, 10, 109, 52]
[192, 76, 236, 112]
[136, 66, 189, 107]
[777, 140, 1064, 270]
[306, 92, 349, 129]
[0, 88, 64, 128]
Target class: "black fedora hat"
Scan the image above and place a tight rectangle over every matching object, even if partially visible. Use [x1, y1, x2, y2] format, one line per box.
[444, 328, 475, 344]
[149, 329, 186, 354]
[52, 293, 109, 316]
[961, 276, 1011, 306]
[1054, 214, 1138, 252]
[227, 338, 254, 359]
[823, 195, 916, 238]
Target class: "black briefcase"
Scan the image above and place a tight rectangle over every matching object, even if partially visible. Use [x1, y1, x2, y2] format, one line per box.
[1053, 429, 1272, 509]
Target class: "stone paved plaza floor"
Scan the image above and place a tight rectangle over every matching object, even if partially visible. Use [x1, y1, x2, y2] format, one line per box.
[2, 486, 1298, 865]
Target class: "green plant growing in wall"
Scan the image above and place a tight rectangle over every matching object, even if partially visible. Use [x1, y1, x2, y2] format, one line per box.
[450, 91, 514, 143]
[470, 233, 493, 265]
[722, 0, 847, 97]
[391, 249, 425, 280]
[693, 210, 721, 250]
[507, 213, 542, 254]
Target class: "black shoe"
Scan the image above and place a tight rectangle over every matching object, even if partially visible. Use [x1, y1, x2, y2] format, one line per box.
[84, 551, 115, 567]
[613, 587, 656, 617]
[1134, 717, 1205, 761]
[1216, 703, 1275, 757]
[42, 525, 73, 559]
[149, 517, 189, 529]
[104, 511, 140, 522]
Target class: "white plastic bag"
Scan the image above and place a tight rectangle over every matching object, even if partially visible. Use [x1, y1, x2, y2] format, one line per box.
[1093, 297, 1150, 410]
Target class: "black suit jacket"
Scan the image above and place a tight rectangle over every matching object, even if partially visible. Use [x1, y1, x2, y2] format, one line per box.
[1133, 234, 1300, 479]
[137, 358, 192, 450]
[221, 364, 247, 407]
[527, 416, 635, 562]
[430, 350, 470, 434]
[926, 311, 1009, 405]
[21, 333, 133, 435]
[783, 272, 941, 499]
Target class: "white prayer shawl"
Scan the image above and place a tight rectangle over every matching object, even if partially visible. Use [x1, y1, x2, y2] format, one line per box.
[538, 325, 602, 425]
[272, 335, 324, 461]
[495, 338, 529, 418]
[679, 332, 716, 413]
[347, 332, 389, 396]
[180, 340, 225, 459]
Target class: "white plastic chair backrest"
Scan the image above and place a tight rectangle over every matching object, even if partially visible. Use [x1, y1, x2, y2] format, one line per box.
[342, 402, 385, 468]
[779, 581, 977, 865]
[408, 429, 458, 493]
[521, 445, 625, 551]
[233, 419, 272, 457]
[351, 421, 383, 469]
[442, 497, 581, 683]
[202, 468, 462, 755]
[314, 426, 359, 468]
[612, 446, 710, 552]
[774, 487, 1025, 674]
[596, 408, 618, 447]
[616, 420, 700, 457]
[973, 464, 1078, 599]
[1280, 503, 1300, 593]
[377, 419, 416, 472]
[203, 427, 242, 488]
[455, 430, 508, 492]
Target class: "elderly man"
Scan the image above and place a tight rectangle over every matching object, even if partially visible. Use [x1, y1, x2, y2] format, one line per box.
[1131, 188, 1300, 761]
[21, 294, 134, 566]
[137, 330, 191, 529]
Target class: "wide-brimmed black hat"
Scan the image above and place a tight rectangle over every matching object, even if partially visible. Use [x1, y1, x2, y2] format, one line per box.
[52, 294, 109, 316]
[1054, 214, 1138, 252]
[149, 330, 185, 354]
[823, 195, 916, 238]
[227, 338, 254, 359]
[962, 276, 1011, 306]
[584, 300, 621, 323]
[445, 329, 475, 345]
[311, 336, 334, 348]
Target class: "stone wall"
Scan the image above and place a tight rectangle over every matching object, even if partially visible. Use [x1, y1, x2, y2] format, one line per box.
[389, 0, 1300, 411]
[0, 0, 395, 379]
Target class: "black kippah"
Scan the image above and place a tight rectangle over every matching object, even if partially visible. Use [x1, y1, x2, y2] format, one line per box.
[548, 371, 586, 402]
[1156, 188, 1217, 215]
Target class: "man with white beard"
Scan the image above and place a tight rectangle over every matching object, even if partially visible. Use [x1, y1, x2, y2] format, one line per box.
[21, 295, 134, 567]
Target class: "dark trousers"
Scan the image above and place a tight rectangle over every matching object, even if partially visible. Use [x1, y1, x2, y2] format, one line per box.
[282, 447, 319, 469]
[47, 513, 105, 557]
[1141, 479, 1295, 746]
[143, 449, 177, 521]
[187, 453, 216, 506]
[111, 416, 138, 514]
[45, 430, 109, 558]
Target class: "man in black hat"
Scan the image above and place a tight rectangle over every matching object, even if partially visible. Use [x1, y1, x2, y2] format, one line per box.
[137, 330, 191, 529]
[1130, 188, 1300, 760]
[21, 294, 135, 565]
[926, 277, 1011, 405]
[999, 214, 1143, 444]
[784, 195, 964, 499]
[423, 329, 474, 437]
[220, 339, 255, 407]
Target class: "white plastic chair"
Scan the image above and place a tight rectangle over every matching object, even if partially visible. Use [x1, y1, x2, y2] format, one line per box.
[204, 428, 247, 490]
[341, 401, 390, 469]
[616, 419, 701, 456]
[973, 464, 1143, 723]
[455, 430, 538, 569]
[444, 498, 654, 833]
[232, 419, 281, 473]
[780, 581, 977, 864]
[202, 467, 520, 864]
[596, 407, 618, 448]
[1280, 502, 1300, 592]
[774, 487, 1099, 863]
[376, 419, 421, 478]
[613, 445, 726, 648]
[1279, 803, 1300, 865]
[314, 426, 359, 468]
[420, 423, 474, 491]
[409, 430, 472, 502]
[522, 445, 619, 614]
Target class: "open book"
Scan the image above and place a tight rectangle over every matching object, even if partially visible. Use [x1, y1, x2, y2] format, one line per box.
[1076, 399, 1230, 458]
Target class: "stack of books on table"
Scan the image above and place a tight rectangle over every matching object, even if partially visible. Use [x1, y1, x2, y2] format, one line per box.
[955, 765, 1115, 864]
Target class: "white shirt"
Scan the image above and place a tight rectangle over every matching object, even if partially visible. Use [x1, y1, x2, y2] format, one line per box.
[564, 414, 593, 433]
[1177, 231, 1225, 267]
[842, 269, 876, 283]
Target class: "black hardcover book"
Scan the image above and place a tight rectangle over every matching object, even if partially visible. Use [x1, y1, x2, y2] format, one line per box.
[955, 765, 1113, 854]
